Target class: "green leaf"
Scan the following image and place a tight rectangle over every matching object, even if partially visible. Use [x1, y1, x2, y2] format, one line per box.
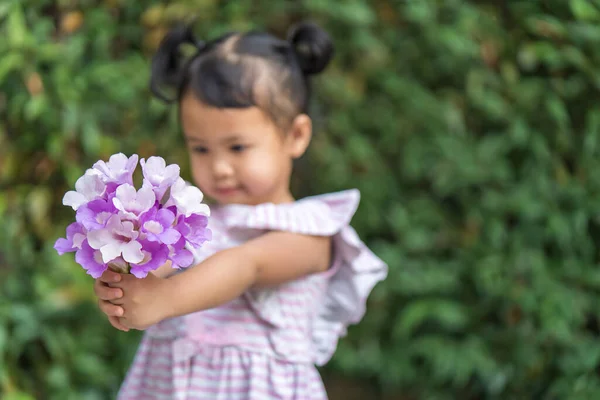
[81, 121, 101, 156]
[570, 0, 600, 20]
[6, 3, 28, 48]
[24, 95, 47, 121]
[394, 299, 469, 338]
[0, 52, 24, 82]
[0, 0, 14, 20]
[583, 109, 600, 157]
[2, 393, 36, 400]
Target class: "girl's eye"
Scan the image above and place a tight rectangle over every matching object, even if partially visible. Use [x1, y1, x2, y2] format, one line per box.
[230, 144, 246, 153]
[193, 146, 208, 154]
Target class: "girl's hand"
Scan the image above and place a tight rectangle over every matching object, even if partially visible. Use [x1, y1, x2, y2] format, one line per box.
[111, 272, 172, 331]
[94, 270, 129, 332]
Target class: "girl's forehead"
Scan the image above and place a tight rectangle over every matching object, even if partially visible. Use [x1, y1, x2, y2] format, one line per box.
[185, 132, 249, 144]
[181, 96, 280, 142]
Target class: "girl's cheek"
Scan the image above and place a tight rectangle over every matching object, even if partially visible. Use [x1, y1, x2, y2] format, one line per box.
[191, 164, 209, 188]
[246, 165, 273, 190]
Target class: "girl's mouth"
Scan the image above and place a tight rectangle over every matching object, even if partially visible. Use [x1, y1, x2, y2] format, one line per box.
[215, 187, 240, 196]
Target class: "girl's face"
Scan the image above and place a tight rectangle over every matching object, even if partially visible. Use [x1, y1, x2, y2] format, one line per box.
[180, 94, 309, 206]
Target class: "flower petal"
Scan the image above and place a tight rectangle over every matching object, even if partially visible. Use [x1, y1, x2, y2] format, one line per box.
[159, 228, 181, 245]
[171, 248, 194, 269]
[156, 208, 175, 227]
[76, 204, 98, 230]
[54, 238, 75, 254]
[129, 267, 149, 278]
[130, 241, 169, 278]
[62, 191, 86, 210]
[166, 178, 210, 217]
[78, 173, 106, 197]
[115, 184, 137, 205]
[121, 241, 144, 263]
[137, 186, 157, 213]
[72, 232, 86, 249]
[100, 242, 122, 263]
[75, 241, 108, 278]
[86, 228, 113, 250]
[76, 199, 115, 230]
[124, 154, 139, 181]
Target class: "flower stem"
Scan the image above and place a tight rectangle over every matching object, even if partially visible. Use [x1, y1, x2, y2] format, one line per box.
[108, 261, 131, 274]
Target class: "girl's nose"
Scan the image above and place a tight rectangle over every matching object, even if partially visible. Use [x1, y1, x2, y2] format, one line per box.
[212, 158, 234, 179]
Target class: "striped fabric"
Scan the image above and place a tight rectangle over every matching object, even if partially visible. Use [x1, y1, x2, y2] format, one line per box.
[117, 189, 388, 399]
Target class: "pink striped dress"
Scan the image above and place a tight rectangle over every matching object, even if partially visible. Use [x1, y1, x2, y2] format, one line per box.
[117, 189, 387, 400]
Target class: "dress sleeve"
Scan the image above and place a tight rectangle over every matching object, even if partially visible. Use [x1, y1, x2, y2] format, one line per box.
[308, 191, 388, 365]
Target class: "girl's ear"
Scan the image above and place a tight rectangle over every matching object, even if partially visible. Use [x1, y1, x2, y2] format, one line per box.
[285, 114, 312, 159]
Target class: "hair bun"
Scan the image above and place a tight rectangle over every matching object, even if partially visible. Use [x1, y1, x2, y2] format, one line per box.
[150, 25, 203, 102]
[287, 21, 334, 75]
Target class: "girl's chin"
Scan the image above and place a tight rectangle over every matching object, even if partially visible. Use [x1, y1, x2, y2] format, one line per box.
[211, 189, 250, 204]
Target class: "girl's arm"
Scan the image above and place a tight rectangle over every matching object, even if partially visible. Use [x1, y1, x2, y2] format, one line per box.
[165, 232, 331, 318]
[111, 232, 332, 330]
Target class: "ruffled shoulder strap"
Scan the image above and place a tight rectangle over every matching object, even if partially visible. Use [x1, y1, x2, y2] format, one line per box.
[216, 189, 361, 236]
[303, 190, 388, 365]
[312, 220, 388, 365]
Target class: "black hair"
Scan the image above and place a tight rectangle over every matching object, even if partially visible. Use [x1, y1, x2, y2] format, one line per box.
[150, 21, 334, 130]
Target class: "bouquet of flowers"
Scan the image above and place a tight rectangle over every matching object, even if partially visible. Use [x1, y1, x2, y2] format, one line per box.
[54, 153, 211, 278]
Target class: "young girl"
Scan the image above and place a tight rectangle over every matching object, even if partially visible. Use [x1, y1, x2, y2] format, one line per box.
[94, 21, 387, 399]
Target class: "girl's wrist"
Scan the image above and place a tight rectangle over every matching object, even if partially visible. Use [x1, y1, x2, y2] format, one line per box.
[154, 275, 179, 322]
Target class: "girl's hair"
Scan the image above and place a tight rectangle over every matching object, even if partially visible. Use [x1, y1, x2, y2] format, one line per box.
[150, 21, 334, 129]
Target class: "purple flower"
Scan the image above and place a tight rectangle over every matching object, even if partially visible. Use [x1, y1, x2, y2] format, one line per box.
[62, 173, 106, 211]
[139, 206, 181, 245]
[87, 214, 144, 264]
[165, 177, 210, 218]
[140, 156, 180, 202]
[76, 199, 116, 231]
[112, 184, 155, 219]
[56, 152, 212, 279]
[75, 240, 108, 278]
[129, 239, 170, 278]
[54, 222, 87, 254]
[176, 214, 212, 248]
[104, 182, 120, 202]
[168, 237, 194, 269]
[92, 153, 138, 186]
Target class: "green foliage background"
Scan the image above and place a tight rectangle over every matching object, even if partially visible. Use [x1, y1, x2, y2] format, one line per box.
[3, 0, 600, 399]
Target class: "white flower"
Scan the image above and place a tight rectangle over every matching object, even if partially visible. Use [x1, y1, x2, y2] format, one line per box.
[62, 172, 106, 210]
[92, 153, 138, 185]
[87, 215, 144, 264]
[112, 184, 156, 219]
[165, 178, 210, 217]
[140, 156, 180, 201]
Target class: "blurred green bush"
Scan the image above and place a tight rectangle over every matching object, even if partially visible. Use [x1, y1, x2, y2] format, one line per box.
[3, 0, 600, 398]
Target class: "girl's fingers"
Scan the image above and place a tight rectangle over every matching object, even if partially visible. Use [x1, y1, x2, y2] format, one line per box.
[94, 279, 123, 301]
[118, 317, 140, 331]
[110, 296, 125, 305]
[108, 316, 130, 332]
[99, 270, 122, 284]
[98, 299, 125, 318]
[95, 272, 128, 331]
